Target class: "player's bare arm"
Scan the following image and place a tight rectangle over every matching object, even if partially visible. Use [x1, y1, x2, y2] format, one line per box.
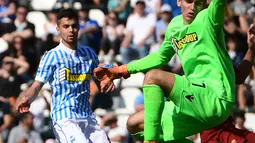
[16, 81, 44, 113]
[235, 24, 255, 84]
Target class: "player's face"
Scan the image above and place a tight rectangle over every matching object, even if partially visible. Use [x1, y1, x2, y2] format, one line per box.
[57, 17, 79, 47]
[177, 0, 205, 24]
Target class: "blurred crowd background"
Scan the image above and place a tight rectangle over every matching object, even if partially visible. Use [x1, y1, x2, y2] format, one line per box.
[0, 0, 255, 143]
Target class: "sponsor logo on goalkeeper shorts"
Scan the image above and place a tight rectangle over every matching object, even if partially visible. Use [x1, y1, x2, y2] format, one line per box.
[172, 32, 198, 51]
[58, 67, 91, 82]
[185, 94, 194, 102]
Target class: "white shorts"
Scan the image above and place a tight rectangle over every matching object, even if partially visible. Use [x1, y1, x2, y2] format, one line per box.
[52, 118, 110, 143]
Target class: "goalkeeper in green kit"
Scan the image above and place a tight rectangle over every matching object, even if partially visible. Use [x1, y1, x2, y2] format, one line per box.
[94, 0, 243, 142]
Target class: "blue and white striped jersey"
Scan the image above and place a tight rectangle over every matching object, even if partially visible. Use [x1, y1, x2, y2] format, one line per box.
[35, 41, 99, 121]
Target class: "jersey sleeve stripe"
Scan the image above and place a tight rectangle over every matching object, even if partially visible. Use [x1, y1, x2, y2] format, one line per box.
[88, 47, 99, 70]
[36, 51, 55, 83]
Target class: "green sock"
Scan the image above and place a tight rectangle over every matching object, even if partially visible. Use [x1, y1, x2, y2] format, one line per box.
[143, 84, 164, 141]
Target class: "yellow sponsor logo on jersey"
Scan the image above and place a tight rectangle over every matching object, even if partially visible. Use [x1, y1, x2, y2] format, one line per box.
[58, 67, 91, 82]
[172, 33, 198, 50]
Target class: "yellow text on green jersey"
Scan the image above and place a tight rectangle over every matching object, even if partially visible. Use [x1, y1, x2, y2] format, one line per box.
[172, 33, 198, 51]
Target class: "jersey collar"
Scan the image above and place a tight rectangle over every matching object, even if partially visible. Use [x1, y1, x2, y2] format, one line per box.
[59, 39, 76, 54]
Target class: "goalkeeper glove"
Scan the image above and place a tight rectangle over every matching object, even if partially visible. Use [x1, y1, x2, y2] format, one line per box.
[93, 64, 130, 81]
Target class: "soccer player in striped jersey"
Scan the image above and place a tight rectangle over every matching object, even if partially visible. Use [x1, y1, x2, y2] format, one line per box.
[16, 8, 113, 143]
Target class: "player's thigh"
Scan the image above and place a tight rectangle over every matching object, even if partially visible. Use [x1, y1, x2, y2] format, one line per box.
[80, 118, 110, 143]
[53, 119, 87, 143]
[161, 75, 233, 140]
[167, 74, 233, 123]
[126, 110, 144, 133]
[143, 69, 175, 96]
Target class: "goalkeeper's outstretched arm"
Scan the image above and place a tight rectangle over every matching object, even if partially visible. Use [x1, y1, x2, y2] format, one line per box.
[127, 26, 175, 74]
[207, 0, 226, 32]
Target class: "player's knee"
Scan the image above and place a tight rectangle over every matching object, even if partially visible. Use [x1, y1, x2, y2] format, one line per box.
[143, 69, 161, 85]
[126, 116, 140, 134]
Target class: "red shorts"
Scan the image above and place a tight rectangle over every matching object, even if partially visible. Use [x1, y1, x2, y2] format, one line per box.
[200, 116, 255, 143]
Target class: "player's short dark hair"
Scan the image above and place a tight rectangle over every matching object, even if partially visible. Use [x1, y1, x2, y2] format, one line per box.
[56, 8, 79, 25]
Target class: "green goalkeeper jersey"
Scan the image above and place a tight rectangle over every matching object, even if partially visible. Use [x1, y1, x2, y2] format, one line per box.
[127, 0, 235, 102]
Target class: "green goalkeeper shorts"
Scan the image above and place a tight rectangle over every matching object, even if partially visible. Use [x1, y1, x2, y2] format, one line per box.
[160, 74, 234, 141]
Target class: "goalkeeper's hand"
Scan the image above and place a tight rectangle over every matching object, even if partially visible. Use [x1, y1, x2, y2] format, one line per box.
[93, 64, 130, 90]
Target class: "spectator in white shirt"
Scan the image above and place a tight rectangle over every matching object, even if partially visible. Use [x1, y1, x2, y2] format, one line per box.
[120, 0, 156, 64]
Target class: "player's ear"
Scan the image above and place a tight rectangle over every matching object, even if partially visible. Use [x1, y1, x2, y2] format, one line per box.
[177, 0, 182, 7]
[56, 19, 60, 32]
